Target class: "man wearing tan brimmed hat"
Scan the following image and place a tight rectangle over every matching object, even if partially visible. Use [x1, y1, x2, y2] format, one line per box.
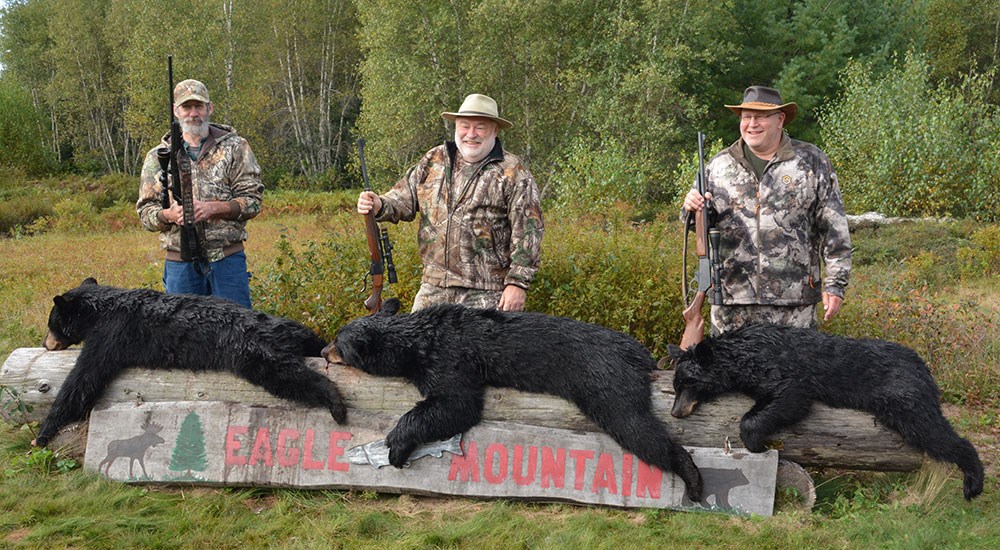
[357, 93, 543, 312]
[137, 78, 264, 308]
[681, 85, 852, 335]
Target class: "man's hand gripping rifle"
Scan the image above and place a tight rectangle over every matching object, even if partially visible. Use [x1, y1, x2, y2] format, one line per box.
[357, 139, 397, 313]
[680, 132, 723, 349]
[155, 55, 207, 274]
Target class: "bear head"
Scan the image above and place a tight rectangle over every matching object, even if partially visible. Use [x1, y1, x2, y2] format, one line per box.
[323, 298, 411, 377]
[667, 340, 735, 418]
[43, 277, 100, 351]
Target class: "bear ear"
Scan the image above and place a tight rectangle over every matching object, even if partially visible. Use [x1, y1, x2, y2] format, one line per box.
[692, 340, 714, 364]
[82, 277, 98, 286]
[379, 298, 401, 316]
[53, 295, 68, 309]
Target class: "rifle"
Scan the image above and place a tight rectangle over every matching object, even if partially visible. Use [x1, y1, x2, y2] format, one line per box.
[680, 132, 722, 349]
[357, 139, 397, 313]
[155, 55, 207, 273]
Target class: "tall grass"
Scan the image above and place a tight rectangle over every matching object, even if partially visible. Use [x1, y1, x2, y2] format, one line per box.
[1, 189, 998, 546]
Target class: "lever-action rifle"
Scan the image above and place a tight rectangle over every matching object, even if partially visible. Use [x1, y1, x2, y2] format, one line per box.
[155, 55, 207, 273]
[680, 132, 722, 349]
[357, 139, 397, 313]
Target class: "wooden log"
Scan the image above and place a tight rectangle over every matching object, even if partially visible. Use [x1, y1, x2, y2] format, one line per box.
[1, 348, 923, 471]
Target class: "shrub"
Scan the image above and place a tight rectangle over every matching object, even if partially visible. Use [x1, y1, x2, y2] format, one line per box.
[820, 52, 1000, 221]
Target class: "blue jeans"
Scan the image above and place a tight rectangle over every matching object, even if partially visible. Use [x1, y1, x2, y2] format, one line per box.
[163, 251, 252, 308]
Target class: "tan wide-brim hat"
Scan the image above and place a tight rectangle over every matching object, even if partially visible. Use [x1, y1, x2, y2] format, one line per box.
[441, 94, 513, 130]
[725, 86, 797, 124]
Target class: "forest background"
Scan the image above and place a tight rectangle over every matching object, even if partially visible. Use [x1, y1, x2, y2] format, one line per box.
[1, 0, 999, 222]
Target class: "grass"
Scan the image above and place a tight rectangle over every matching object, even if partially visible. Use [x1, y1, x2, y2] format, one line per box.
[1, 189, 998, 547]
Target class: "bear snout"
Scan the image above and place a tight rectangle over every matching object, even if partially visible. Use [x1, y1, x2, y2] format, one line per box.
[43, 330, 69, 351]
[322, 341, 345, 365]
[670, 389, 700, 418]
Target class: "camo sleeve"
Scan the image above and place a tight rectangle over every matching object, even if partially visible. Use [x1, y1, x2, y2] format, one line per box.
[225, 138, 263, 221]
[378, 150, 436, 224]
[817, 168, 852, 297]
[503, 163, 544, 289]
[136, 146, 170, 232]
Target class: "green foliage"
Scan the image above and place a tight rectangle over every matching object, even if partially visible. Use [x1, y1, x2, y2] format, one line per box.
[957, 225, 1000, 280]
[0, 76, 56, 175]
[821, 53, 1000, 221]
[549, 137, 659, 214]
[0, 173, 139, 235]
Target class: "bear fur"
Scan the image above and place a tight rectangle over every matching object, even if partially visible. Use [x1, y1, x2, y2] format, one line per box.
[34, 278, 346, 446]
[667, 324, 984, 501]
[323, 298, 704, 501]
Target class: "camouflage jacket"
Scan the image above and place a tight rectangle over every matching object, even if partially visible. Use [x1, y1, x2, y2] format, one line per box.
[700, 135, 852, 305]
[136, 123, 263, 262]
[377, 140, 544, 291]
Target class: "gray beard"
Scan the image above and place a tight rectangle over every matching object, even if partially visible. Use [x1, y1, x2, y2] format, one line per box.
[180, 119, 210, 139]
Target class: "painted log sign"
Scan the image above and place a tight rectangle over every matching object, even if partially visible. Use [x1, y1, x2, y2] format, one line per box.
[84, 401, 780, 515]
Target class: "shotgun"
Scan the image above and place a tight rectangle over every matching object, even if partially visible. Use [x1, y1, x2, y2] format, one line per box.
[155, 55, 207, 273]
[357, 139, 397, 313]
[680, 132, 722, 349]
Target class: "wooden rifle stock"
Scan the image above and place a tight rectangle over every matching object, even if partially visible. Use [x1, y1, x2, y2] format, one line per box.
[357, 139, 386, 313]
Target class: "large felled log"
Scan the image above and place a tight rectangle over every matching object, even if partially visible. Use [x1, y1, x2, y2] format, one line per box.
[1, 348, 923, 471]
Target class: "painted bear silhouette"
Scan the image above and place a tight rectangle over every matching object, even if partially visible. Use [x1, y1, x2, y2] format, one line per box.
[668, 324, 984, 501]
[324, 298, 704, 502]
[34, 278, 346, 447]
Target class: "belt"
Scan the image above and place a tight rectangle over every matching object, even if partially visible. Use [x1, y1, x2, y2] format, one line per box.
[165, 242, 244, 262]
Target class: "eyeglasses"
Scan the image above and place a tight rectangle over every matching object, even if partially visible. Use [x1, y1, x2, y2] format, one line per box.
[740, 112, 781, 122]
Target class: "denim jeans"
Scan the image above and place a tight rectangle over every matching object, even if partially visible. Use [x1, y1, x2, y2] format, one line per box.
[163, 250, 252, 308]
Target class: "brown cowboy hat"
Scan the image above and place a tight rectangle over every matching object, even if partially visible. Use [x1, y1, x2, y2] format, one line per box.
[725, 86, 797, 124]
[441, 94, 513, 130]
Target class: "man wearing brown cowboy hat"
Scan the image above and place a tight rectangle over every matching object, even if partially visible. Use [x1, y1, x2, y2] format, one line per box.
[357, 93, 543, 311]
[682, 85, 852, 334]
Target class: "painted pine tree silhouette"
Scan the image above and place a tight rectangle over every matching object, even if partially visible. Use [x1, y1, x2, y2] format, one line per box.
[169, 411, 208, 479]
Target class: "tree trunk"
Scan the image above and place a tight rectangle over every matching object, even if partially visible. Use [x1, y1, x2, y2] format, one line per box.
[1, 348, 924, 471]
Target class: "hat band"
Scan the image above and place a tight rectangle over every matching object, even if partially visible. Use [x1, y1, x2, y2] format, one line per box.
[452, 110, 499, 118]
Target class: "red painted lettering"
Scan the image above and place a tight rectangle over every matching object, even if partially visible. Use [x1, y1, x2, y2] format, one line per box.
[636, 460, 663, 499]
[568, 449, 595, 491]
[301, 429, 325, 470]
[540, 447, 566, 489]
[622, 454, 633, 497]
[591, 453, 618, 494]
[249, 428, 273, 467]
[448, 441, 480, 482]
[327, 432, 351, 472]
[225, 426, 248, 466]
[484, 443, 509, 484]
[512, 445, 537, 486]
[277, 429, 301, 467]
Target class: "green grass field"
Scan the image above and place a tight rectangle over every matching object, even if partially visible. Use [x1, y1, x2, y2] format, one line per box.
[1, 191, 997, 548]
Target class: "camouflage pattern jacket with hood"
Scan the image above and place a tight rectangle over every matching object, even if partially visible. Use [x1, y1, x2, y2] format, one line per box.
[137, 123, 263, 262]
[377, 139, 543, 291]
[701, 134, 852, 305]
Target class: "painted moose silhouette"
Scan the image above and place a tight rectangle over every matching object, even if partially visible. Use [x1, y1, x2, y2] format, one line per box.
[97, 418, 165, 478]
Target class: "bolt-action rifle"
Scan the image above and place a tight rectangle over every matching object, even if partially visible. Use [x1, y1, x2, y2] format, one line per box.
[680, 132, 722, 349]
[357, 139, 397, 313]
[155, 55, 207, 273]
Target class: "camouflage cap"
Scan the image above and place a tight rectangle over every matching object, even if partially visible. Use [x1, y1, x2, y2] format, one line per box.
[174, 79, 210, 105]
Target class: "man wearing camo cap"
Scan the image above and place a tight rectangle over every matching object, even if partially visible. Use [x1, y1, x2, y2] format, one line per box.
[682, 85, 852, 335]
[136, 78, 263, 308]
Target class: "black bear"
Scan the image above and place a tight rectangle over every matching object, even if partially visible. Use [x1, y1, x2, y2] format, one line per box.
[34, 278, 346, 447]
[323, 298, 704, 502]
[667, 324, 984, 501]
